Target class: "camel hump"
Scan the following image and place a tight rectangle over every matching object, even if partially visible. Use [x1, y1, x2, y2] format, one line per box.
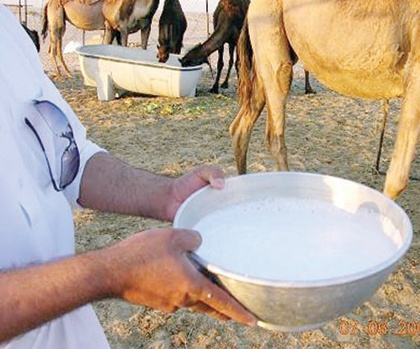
[62, 0, 103, 6]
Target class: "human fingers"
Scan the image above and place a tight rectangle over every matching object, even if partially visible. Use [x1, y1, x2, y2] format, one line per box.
[171, 229, 202, 253]
[190, 271, 257, 327]
[165, 166, 225, 221]
[171, 234, 256, 326]
[176, 165, 225, 195]
[114, 228, 256, 327]
[192, 165, 225, 190]
[164, 234, 254, 326]
[187, 302, 230, 321]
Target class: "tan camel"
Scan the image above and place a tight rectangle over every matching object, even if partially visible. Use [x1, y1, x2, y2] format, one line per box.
[230, 0, 420, 199]
[41, 0, 159, 77]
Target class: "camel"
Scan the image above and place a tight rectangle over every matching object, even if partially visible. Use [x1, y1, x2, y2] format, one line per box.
[230, 0, 420, 199]
[41, 0, 159, 77]
[180, 0, 314, 94]
[180, 0, 251, 94]
[157, 0, 187, 63]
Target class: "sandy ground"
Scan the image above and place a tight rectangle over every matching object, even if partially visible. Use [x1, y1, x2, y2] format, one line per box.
[12, 5, 420, 349]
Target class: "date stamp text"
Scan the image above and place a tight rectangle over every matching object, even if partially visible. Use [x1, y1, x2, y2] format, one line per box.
[339, 318, 420, 337]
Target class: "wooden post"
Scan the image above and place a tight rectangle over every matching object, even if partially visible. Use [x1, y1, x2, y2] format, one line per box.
[206, 0, 210, 37]
[17, 0, 28, 25]
[24, 0, 27, 25]
[18, 0, 22, 23]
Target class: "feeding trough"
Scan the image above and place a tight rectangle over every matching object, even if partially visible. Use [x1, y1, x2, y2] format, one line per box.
[75, 45, 203, 101]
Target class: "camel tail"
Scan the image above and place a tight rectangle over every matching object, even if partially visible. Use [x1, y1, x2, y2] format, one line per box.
[41, 3, 49, 40]
[236, 18, 264, 113]
[237, 18, 252, 108]
[229, 17, 265, 175]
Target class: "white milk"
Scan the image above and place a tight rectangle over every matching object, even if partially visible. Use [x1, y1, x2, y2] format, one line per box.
[193, 197, 402, 281]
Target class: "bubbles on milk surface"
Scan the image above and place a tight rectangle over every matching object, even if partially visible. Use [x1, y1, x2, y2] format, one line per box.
[193, 197, 401, 281]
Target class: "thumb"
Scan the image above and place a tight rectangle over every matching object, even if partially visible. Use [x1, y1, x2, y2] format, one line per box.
[172, 229, 202, 253]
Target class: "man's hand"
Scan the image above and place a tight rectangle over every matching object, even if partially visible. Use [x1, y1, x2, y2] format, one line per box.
[163, 165, 225, 221]
[103, 228, 257, 326]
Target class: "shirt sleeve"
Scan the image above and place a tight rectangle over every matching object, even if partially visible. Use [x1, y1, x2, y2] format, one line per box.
[39, 76, 107, 209]
[64, 140, 106, 210]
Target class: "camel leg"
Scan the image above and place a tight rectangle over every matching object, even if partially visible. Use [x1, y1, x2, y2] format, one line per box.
[51, 57, 61, 77]
[230, 0, 291, 174]
[120, 28, 129, 46]
[114, 31, 122, 45]
[220, 42, 235, 89]
[384, 65, 420, 199]
[210, 46, 224, 93]
[46, 3, 71, 77]
[46, 4, 62, 77]
[248, 0, 292, 172]
[304, 69, 315, 94]
[229, 94, 265, 174]
[48, 42, 61, 78]
[140, 25, 151, 49]
[50, 44, 71, 77]
[56, 34, 71, 77]
[265, 90, 291, 171]
[103, 22, 115, 44]
[374, 99, 389, 173]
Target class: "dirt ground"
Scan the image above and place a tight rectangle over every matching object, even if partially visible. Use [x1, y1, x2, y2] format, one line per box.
[17, 6, 420, 349]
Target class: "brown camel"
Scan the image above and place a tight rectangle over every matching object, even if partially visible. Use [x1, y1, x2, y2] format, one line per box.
[180, 0, 250, 94]
[157, 0, 187, 63]
[41, 0, 159, 77]
[230, 0, 420, 200]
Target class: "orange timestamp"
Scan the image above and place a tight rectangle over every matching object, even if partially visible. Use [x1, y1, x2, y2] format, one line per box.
[339, 318, 420, 337]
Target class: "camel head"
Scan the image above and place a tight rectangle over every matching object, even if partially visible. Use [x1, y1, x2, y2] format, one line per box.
[157, 44, 170, 63]
[179, 43, 209, 67]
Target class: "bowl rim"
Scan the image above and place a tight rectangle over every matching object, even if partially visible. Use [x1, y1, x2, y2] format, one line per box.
[175, 172, 413, 288]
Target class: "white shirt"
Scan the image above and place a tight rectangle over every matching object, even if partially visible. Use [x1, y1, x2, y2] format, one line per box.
[0, 5, 110, 348]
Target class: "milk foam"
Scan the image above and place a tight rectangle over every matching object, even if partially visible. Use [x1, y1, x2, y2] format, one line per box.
[193, 197, 402, 281]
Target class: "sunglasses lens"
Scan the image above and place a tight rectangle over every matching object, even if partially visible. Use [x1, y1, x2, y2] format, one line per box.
[35, 102, 67, 133]
[27, 101, 80, 191]
[60, 142, 80, 189]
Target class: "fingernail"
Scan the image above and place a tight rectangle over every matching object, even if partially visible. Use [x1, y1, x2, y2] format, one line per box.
[211, 178, 224, 189]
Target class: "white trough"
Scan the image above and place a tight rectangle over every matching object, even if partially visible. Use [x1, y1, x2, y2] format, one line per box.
[75, 45, 203, 101]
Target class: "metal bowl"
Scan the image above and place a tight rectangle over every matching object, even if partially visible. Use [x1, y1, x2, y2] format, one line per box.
[173, 172, 412, 332]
